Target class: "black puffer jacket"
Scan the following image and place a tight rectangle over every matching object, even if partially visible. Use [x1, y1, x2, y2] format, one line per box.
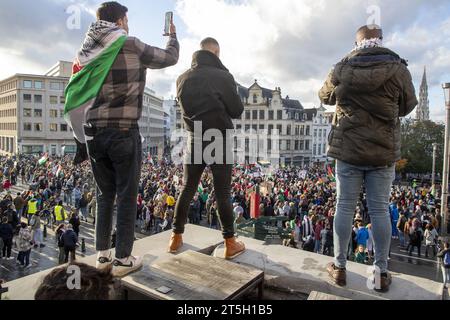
[176, 50, 244, 133]
[319, 47, 418, 167]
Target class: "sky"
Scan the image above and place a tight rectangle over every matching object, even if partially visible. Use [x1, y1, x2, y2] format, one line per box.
[0, 0, 449, 120]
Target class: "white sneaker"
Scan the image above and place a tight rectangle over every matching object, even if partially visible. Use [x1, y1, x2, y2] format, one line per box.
[96, 251, 113, 270]
[112, 256, 143, 278]
[7, 257, 14, 261]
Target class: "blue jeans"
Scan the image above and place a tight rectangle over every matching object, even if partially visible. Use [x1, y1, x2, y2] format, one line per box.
[398, 230, 405, 247]
[314, 240, 321, 253]
[334, 160, 395, 273]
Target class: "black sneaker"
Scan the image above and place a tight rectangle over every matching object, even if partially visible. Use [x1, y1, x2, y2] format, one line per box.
[96, 251, 113, 270]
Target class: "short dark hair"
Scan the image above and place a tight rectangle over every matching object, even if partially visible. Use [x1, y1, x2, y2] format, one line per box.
[97, 1, 128, 23]
[200, 37, 220, 49]
[35, 263, 114, 300]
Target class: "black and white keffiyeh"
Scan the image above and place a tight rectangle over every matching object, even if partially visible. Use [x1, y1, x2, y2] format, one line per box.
[77, 20, 127, 67]
[352, 37, 383, 53]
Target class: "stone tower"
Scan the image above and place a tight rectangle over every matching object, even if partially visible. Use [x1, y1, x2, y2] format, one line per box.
[416, 66, 430, 121]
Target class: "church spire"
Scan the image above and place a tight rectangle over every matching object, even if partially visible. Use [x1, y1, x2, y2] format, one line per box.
[416, 66, 430, 121]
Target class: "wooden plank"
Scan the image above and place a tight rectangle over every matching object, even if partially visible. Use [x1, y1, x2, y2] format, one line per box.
[308, 291, 350, 301]
[122, 250, 264, 300]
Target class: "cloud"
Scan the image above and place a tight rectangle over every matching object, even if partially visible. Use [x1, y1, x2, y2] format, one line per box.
[168, 0, 450, 116]
[0, 0, 449, 122]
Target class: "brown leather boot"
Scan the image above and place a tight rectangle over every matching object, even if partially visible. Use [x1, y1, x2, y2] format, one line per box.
[327, 262, 347, 286]
[374, 272, 392, 293]
[224, 237, 246, 260]
[168, 233, 183, 254]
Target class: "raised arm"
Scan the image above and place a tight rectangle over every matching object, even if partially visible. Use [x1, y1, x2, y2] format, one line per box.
[133, 35, 180, 70]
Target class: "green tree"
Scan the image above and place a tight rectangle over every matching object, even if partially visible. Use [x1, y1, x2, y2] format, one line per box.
[401, 119, 445, 174]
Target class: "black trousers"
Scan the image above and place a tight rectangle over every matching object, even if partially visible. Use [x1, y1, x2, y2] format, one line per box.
[173, 164, 235, 239]
[86, 127, 142, 259]
[1, 238, 12, 258]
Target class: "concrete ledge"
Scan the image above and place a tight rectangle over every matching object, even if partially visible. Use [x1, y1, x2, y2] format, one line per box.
[214, 237, 443, 300]
[4, 225, 223, 300]
[4, 225, 444, 300]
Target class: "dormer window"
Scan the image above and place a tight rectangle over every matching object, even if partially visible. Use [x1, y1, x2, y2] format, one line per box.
[253, 94, 258, 104]
[303, 114, 307, 121]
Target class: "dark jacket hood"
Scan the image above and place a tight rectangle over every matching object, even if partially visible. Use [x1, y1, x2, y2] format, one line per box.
[334, 47, 406, 93]
[191, 50, 229, 72]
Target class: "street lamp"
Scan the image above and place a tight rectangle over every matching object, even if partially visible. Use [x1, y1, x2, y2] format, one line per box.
[432, 143, 438, 196]
[441, 83, 450, 236]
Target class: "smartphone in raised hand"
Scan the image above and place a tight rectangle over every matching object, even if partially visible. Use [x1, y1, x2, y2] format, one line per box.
[164, 12, 173, 36]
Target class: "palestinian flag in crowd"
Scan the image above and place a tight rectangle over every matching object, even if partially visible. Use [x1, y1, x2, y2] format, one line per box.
[198, 183, 204, 194]
[64, 21, 127, 144]
[327, 165, 336, 182]
[56, 165, 64, 178]
[38, 153, 49, 166]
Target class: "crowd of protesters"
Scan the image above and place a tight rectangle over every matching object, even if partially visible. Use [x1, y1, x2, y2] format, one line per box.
[0, 154, 449, 286]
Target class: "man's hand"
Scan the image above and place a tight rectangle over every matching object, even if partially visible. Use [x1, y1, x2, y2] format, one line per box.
[164, 22, 176, 36]
[170, 22, 176, 35]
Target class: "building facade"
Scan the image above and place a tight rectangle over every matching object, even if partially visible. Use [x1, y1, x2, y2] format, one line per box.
[312, 104, 332, 166]
[174, 80, 315, 167]
[140, 88, 165, 159]
[0, 61, 76, 156]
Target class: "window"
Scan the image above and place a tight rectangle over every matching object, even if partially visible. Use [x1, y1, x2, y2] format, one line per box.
[252, 110, 258, 120]
[236, 124, 242, 131]
[305, 140, 310, 151]
[23, 80, 32, 89]
[50, 96, 58, 104]
[287, 125, 291, 136]
[61, 124, 68, 132]
[50, 123, 58, 132]
[300, 126, 305, 135]
[50, 82, 62, 90]
[35, 123, 43, 132]
[313, 144, 317, 156]
[259, 124, 265, 131]
[34, 81, 43, 89]
[23, 108, 32, 117]
[324, 130, 327, 138]
[268, 125, 274, 135]
[253, 94, 258, 104]
[259, 110, 265, 120]
[23, 123, 32, 131]
[323, 144, 326, 154]
[50, 110, 58, 118]
[277, 110, 283, 120]
[23, 94, 32, 103]
[314, 129, 318, 137]
[268, 139, 272, 151]
[319, 129, 322, 138]
[287, 140, 291, 151]
[306, 126, 310, 136]
[276, 125, 283, 135]
[34, 109, 43, 117]
[34, 95, 43, 104]
[295, 141, 299, 150]
[252, 125, 257, 132]
[295, 126, 299, 136]
[300, 141, 305, 151]
[22, 145, 44, 154]
[269, 111, 274, 120]
[245, 111, 251, 120]
[60, 96, 66, 104]
[60, 110, 65, 118]
[245, 125, 250, 132]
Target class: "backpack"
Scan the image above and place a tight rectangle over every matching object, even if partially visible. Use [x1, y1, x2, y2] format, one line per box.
[444, 252, 450, 267]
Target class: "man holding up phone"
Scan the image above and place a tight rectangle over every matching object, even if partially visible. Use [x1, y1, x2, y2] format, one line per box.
[65, 1, 179, 277]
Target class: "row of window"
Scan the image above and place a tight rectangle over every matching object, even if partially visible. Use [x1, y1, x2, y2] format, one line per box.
[0, 123, 17, 131]
[313, 144, 327, 156]
[23, 80, 65, 91]
[0, 109, 17, 118]
[23, 108, 64, 118]
[23, 94, 65, 105]
[314, 129, 328, 138]
[241, 109, 308, 121]
[0, 136, 14, 153]
[240, 139, 311, 152]
[235, 124, 311, 136]
[0, 94, 17, 105]
[23, 123, 69, 132]
[0, 81, 16, 94]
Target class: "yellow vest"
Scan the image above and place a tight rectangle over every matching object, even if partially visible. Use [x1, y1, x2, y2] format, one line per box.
[55, 206, 65, 221]
[166, 196, 175, 207]
[28, 200, 37, 215]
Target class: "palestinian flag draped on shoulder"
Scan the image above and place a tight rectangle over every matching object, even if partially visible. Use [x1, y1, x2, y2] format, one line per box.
[64, 21, 127, 144]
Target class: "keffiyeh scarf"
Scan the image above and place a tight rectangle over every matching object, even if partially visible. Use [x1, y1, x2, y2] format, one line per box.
[352, 37, 383, 53]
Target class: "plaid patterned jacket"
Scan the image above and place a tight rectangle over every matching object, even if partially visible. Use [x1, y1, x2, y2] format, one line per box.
[87, 35, 179, 128]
